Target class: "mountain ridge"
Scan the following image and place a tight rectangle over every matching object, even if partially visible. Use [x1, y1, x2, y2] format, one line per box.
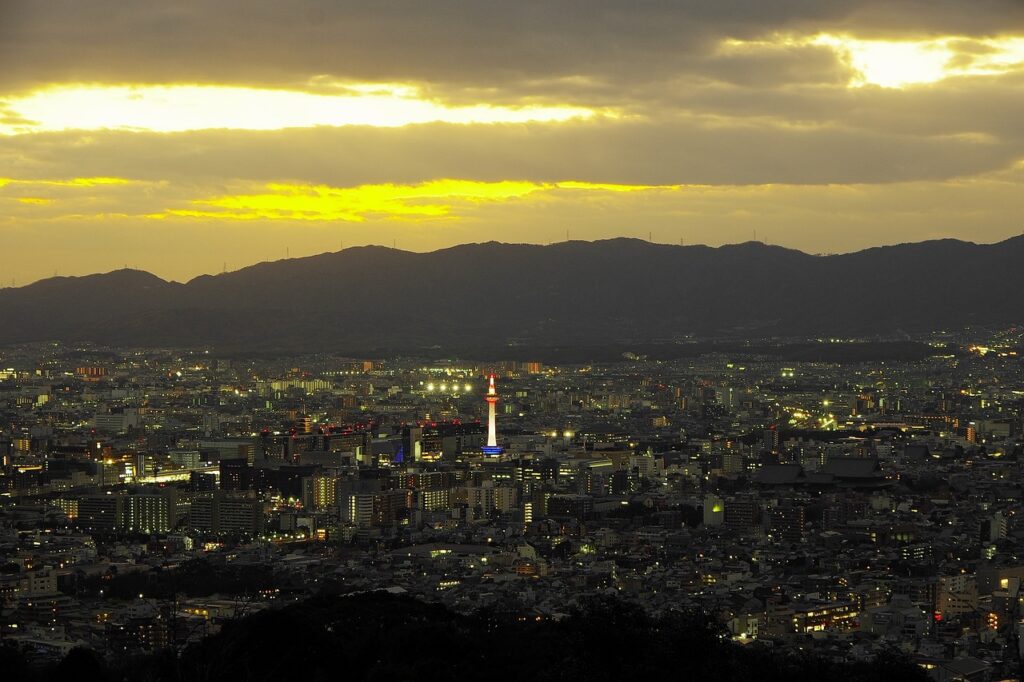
[2, 236, 1022, 351]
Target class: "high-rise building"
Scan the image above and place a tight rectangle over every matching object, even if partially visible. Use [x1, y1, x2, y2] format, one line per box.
[77, 495, 123, 532]
[123, 492, 176, 534]
[188, 492, 264, 536]
[76, 490, 179, 534]
[766, 504, 806, 542]
[704, 494, 725, 527]
[724, 495, 760, 531]
[311, 473, 338, 512]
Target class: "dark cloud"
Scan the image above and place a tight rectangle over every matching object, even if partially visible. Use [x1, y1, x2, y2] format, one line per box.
[1, 116, 1017, 188]
[1, 1, 1022, 93]
[654, 71, 1024, 142]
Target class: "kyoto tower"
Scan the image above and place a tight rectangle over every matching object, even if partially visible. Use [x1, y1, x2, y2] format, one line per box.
[483, 374, 502, 454]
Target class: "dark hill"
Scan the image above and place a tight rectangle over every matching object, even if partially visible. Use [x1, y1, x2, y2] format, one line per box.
[1, 237, 1022, 351]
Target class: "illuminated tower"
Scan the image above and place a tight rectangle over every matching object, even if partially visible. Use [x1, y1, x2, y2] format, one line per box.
[483, 374, 502, 455]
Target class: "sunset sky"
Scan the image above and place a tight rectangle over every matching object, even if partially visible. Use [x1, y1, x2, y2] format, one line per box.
[3, 0, 1024, 284]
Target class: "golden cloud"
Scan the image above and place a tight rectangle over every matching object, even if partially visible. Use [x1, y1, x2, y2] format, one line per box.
[150, 179, 672, 222]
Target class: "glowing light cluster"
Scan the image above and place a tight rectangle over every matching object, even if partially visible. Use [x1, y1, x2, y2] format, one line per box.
[424, 382, 473, 393]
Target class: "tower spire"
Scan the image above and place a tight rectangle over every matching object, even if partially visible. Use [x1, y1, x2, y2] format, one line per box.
[483, 374, 502, 454]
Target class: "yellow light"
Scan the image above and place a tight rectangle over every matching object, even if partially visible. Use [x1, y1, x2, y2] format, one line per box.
[0, 176, 134, 188]
[464, 384, 472, 392]
[0, 83, 602, 135]
[152, 179, 677, 223]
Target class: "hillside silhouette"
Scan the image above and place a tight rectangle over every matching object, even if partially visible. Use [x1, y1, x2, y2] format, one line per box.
[2, 237, 1022, 351]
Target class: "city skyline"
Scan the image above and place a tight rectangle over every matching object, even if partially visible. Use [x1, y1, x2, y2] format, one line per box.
[2, 333, 1022, 680]
[3, 1, 1024, 284]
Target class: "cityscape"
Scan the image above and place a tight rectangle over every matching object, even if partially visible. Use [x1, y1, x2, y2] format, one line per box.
[1, 328, 1023, 680]
[5, 0, 1024, 679]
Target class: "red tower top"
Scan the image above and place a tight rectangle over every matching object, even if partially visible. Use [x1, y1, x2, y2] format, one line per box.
[485, 374, 498, 403]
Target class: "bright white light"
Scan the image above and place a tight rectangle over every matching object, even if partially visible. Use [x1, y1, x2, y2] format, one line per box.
[0, 83, 601, 135]
[722, 34, 1024, 88]
[814, 35, 948, 87]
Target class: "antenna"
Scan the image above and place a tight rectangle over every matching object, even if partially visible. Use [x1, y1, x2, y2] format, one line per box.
[286, 247, 289, 259]
[566, 229, 570, 242]
[648, 231, 652, 242]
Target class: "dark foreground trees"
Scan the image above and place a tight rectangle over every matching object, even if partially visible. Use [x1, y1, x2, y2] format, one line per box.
[7, 593, 927, 682]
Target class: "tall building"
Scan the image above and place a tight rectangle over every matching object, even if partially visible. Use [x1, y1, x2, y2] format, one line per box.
[703, 494, 725, 527]
[482, 374, 502, 455]
[188, 492, 264, 536]
[342, 489, 410, 528]
[310, 473, 338, 512]
[766, 504, 806, 543]
[123, 492, 176, 534]
[76, 490, 179, 534]
[77, 495, 124, 532]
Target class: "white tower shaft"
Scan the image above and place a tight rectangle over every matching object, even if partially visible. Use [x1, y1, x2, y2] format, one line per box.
[486, 374, 498, 448]
[487, 401, 497, 447]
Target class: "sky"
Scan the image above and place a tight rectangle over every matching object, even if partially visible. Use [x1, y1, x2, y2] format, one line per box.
[2, 0, 1024, 285]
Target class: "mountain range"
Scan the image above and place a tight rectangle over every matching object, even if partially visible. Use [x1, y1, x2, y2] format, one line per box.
[1, 237, 1022, 353]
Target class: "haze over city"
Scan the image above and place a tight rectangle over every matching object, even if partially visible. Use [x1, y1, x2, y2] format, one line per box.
[3, 1, 1024, 284]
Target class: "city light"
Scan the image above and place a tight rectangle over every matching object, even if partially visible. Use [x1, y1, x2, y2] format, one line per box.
[2, 1, 1021, 675]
